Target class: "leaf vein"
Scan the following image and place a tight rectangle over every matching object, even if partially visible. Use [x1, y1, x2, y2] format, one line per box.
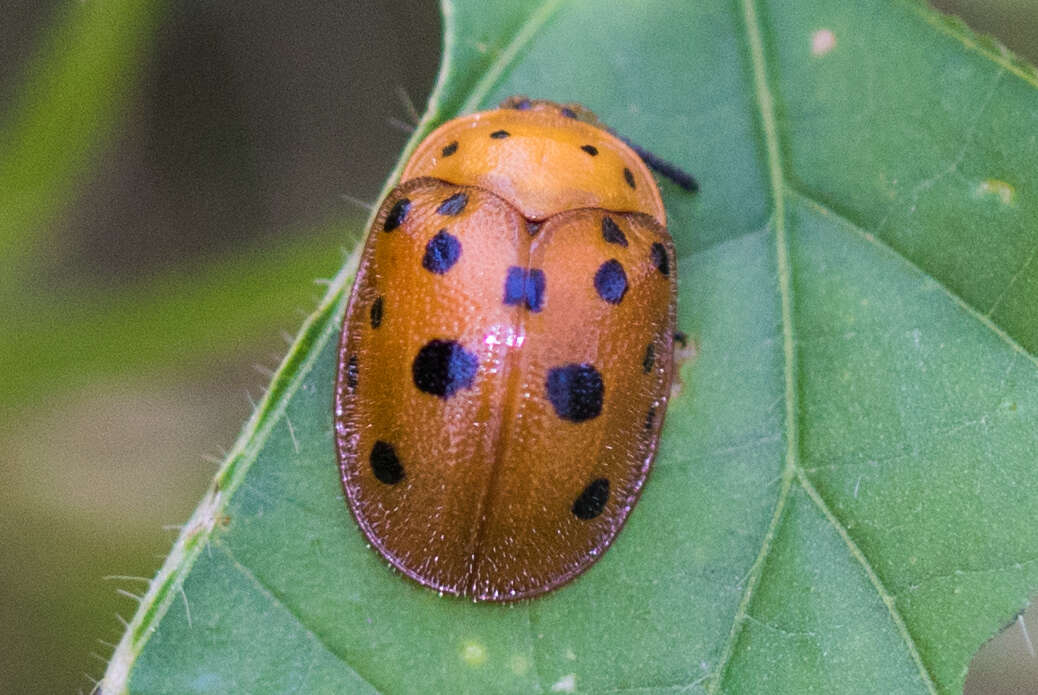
[789, 188, 1038, 370]
[906, 0, 1038, 89]
[743, 613, 819, 641]
[874, 67, 1005, 238]
[216, 540, 382, 694]
[707, 0, 797, 691]
[681, 224, 771, 261]
[986, 234, 1038, 318]
[795, 471, 940, 694]
[459, 0, 567, 114]
[897, 554, 1038, 595]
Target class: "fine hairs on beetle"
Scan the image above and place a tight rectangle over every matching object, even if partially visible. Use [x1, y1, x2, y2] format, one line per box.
[334, 97, 697, 602]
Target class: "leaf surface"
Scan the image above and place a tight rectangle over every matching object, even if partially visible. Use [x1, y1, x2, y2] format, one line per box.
[103, 1, 1038, 693]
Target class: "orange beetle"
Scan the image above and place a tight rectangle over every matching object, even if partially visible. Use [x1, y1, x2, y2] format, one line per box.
[334, 97, 694, 601]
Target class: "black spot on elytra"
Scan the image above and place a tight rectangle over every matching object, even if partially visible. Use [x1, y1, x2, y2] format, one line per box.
[581, 144, 598, 156]
[651, 242, 670, 276]
[642, 343, 655, 373]
[423, 230, 462, 274]
[504, 267, 546, 312]
[412, 339, 478, 398]
[436, 192, 468, 216]
[572, 478, 610, 520]
[623, 167, 636, 189]
[441, 141, 458, 157]
[383, 198, 411, 231]
[346, 354, 359, 389]
[546, 363, 603, 422]
[490, 129, 510, 139]
[594, 259, 628, 304]
[370, 296, 383, 329]
[560, 107, 577, 119]
[645, 406, 656, 431]
[370, 440, 404, 484]
[601, 216, 628, 247]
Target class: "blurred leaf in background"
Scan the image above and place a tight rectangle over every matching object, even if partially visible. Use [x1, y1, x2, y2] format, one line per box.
[1, 0, 1037, 694]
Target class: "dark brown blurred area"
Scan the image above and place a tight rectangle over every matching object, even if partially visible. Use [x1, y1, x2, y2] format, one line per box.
[43, 0, 439, 287]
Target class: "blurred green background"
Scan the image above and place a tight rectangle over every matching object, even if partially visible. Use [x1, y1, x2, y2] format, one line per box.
[0, 1, 1035, 693]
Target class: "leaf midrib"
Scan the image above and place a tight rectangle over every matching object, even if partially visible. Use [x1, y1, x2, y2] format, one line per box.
[706, 1, 940, 693]
[460, 0, 565, 114]
[704, 0, 798, 689]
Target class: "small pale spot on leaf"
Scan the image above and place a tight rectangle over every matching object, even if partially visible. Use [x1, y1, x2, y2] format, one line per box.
[976, 178, 1015, 206]
[461, 641, 488, 666]
[551, 674, 577, 692]
[671, 335, 700, 399]
[675, 335, 698, 367]
[510, 654, 530, 675]
[812, 28, 836, 56]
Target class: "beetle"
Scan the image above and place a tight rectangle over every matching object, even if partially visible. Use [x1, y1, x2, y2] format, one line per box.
[334, 96, 695, 601]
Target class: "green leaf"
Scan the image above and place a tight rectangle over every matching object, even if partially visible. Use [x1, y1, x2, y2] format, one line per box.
[102, 0, 1038, 693]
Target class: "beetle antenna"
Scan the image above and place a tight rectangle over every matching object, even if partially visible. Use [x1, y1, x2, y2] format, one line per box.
[613, 133, 699, 192]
